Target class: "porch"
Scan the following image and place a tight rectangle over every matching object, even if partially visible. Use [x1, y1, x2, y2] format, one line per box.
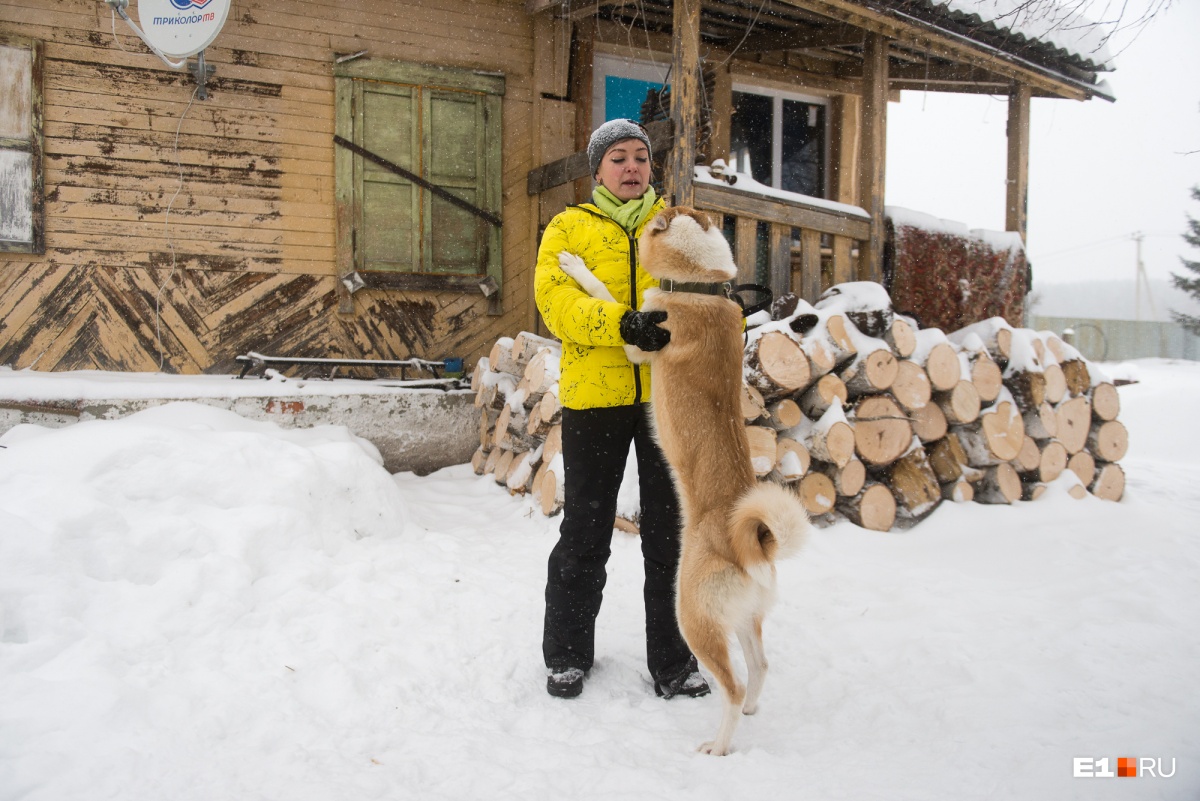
[523, 0, 1113, 304]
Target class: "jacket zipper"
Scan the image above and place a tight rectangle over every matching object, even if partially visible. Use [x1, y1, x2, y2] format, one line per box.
[628, 230, 643, 404]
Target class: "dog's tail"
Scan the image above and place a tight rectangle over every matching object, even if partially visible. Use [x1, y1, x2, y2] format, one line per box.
[729, 482, 809, 584]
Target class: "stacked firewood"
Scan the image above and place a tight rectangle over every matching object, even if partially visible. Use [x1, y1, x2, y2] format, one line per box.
[470, 331, 570, 518]
[471, 283, 1128, 532]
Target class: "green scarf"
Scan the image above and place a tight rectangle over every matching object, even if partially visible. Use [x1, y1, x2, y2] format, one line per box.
[592, 185, 658, 234]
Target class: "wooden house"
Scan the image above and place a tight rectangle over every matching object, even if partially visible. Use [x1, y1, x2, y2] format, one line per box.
[0, 0, 1113, 375]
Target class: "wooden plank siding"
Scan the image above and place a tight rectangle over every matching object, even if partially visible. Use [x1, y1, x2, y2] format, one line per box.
[0, 0, 542, 374]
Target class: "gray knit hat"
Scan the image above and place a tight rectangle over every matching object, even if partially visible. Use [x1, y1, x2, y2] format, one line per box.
[587, 118, 652, 177]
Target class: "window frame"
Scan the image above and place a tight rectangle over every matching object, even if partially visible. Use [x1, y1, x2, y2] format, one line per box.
[333, 60, 504, 311]
[0, 34, 45, 256]
[591, 53, 670, 130]
[731, 82, 830, 199]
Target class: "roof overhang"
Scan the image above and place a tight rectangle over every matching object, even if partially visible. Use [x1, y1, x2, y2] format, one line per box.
[527, 0, 1115, 102]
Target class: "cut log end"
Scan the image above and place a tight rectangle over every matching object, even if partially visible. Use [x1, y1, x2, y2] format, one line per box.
[1090, 462, 1125, 502]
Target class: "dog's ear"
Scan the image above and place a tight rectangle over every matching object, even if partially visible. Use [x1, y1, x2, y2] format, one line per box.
[646, 210, 672, 234]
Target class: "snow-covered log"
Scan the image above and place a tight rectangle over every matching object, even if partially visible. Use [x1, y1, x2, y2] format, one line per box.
[934, 380, 981, 426]
[813, 458, 866, 497]
[889, 360, 932, 413]
[744, 329, 811, 400]
[836, 482, 896, 532]
[848, 394, 912, 466]
[798, 373, 847, 419]
[1088, 420, 1129, 462]
[878, 440, 942, 520]
[1054, 396, 1092, 455]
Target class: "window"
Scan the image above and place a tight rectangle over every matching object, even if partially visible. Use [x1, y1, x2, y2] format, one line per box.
[731, 86, 827, 198]
[592, 54, 669, 129]
[0, 35, 44, 255]
[334, 60, 503, 298]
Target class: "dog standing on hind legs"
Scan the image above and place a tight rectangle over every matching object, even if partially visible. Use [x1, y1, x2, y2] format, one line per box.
[620, 207, 810, 754]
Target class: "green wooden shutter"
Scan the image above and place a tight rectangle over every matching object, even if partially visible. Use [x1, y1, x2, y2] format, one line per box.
[335, 60, 503, 308]
[424, 88, 486, 275]
[356, 81, 420, 273]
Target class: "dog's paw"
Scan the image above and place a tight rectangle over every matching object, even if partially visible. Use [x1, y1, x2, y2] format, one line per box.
[624, 344, 652, 364]
[557, 251, 586, 272]
[698, 741, 732, 757]
[742, 701, 758, 716]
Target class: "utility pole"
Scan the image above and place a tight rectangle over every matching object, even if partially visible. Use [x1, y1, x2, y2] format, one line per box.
[1133, 232, 1158, 322]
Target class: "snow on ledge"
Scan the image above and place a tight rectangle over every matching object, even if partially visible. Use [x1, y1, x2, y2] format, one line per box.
[695, 164, 870, 220]
[886, 205, 1026, 254]
[0, 366, 465, 402]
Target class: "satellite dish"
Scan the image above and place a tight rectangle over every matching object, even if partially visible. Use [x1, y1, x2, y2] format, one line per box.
[135, 0, 232, 60]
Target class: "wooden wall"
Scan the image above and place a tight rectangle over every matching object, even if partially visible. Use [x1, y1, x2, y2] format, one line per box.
[0, 0, 542, 374]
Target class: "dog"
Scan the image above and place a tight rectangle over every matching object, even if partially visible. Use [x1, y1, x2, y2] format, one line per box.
[558, 207, 809, 755]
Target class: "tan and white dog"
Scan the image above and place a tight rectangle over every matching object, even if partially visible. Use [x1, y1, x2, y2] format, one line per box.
[559, 207, 809, 755]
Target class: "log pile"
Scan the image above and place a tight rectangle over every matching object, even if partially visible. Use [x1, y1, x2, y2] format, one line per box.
[470, 282, 1129, 533]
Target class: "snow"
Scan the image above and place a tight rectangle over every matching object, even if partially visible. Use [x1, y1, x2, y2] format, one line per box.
[887, 204, 1027, 254]
[2, 361, 1199, 800]
[696, 163, 870, 220]
[939, 0, 1116, 68]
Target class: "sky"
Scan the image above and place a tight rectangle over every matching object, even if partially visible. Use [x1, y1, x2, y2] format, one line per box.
[885, 0, 1200, 287]
[1, 358, 1198, 799]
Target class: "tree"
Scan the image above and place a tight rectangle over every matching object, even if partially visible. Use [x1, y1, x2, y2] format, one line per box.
[1169, 186, 1200, 336]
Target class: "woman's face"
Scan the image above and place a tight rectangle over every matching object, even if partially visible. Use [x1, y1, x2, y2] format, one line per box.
[595, 138, 651, 201]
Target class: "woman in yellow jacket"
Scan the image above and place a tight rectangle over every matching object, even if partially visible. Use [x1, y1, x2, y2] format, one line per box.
[536, 119, 709, 701]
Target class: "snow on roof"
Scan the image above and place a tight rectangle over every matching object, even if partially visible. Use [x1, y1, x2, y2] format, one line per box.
[933, 0, 1116, 69]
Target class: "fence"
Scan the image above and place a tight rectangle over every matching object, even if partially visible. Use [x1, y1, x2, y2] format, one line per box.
[1030, 316, 1200, 362]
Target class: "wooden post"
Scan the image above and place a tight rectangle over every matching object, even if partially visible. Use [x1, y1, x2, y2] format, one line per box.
[1006, 82, 1031, 242]
[829, 94, 859, 288]
[668, 0, 701, 208]
[709, 62, 733, 165]
[799, 228, 821, 302]
[857, 32, 889, 285]
[571, 20, 595, 203]
[768, 222, 792, 299]
[736, 216, 758, 286]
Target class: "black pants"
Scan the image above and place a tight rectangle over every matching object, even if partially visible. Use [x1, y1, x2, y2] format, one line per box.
[542, 403, 693, 682]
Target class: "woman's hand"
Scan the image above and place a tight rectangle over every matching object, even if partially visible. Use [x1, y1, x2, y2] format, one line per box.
[620, 310, 671, 351]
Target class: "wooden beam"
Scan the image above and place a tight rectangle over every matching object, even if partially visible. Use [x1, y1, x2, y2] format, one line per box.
[857, 31, 888, 284]
[694, 183, 870, 239]
[526, 119, 675, 195]
[668, 0, 702, 207]
[526, 0, 630, 16]
[1006, 82, 1031, 241]
[779, 0, 1099, 101]
[737, 22, 861, 54]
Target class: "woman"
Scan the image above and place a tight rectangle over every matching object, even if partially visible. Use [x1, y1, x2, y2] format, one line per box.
[535, 118, 709, 700]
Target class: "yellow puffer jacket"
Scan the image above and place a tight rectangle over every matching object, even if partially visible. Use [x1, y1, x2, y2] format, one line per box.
[535, 199, 666, 410]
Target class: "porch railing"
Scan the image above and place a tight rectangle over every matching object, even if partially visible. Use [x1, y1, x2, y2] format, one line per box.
[692, 181, 869, 302]
[527, 122, 871, 303]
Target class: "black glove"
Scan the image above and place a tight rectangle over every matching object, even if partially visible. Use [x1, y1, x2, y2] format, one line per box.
[620, 310, 671, 352]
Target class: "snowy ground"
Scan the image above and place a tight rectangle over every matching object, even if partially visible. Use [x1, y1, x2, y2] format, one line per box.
[1, 359, 1197, 800]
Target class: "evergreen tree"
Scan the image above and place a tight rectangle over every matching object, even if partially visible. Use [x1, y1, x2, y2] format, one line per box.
[1170, 186, 1200, 336]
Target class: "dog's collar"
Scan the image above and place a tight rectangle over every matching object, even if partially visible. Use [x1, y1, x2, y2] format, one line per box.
[659, 278, 733, 297]
[657, 279, 775, 319]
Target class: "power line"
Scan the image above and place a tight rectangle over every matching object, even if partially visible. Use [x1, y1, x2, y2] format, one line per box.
[1032, 230, 1176, 261]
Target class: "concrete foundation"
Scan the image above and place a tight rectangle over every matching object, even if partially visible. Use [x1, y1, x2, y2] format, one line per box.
[0, 389, 479, 476]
